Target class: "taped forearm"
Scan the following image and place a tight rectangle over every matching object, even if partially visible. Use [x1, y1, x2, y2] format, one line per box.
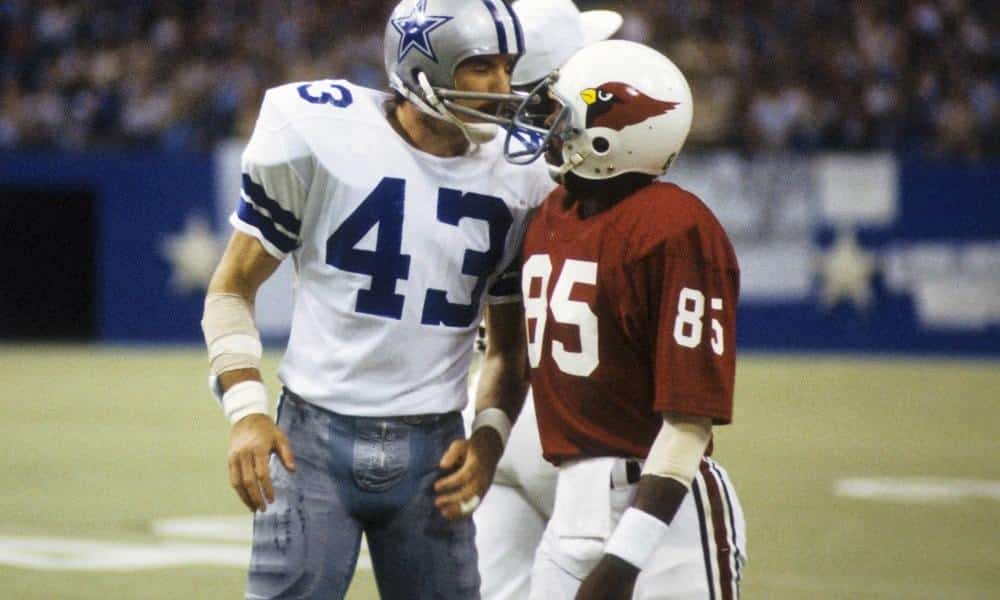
[641, 415, 712, 487]
[201, 293, 267, 423]
[202, 293, 262, 375]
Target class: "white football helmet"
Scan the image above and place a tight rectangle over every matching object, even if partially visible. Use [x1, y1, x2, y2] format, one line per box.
[384, 0, 526, 144]
[505, 40, 693, 180]
[510, 0, 622, 87]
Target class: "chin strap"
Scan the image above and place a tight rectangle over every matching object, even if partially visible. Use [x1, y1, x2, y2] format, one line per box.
[550, 149, 589, 181]
[389, 72, 498, 146]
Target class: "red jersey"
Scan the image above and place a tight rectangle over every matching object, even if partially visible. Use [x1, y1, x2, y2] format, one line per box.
[520, 182, 740, 464]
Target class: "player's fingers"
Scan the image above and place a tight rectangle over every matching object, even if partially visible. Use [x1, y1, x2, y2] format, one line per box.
[239, 452, 264, 511]
[229, 455, 255, 511]
[439, 503, 463, 520]
[433, 489, 466, 510]
[433, 463, 471, 493]
[254, 451, 275, 504]
[438, 439, 466, 470]
[434, 475, 479, 508]
[275, 430, 297, 472]
[436, 494, 467, 520]
[437, 491, 480, 520]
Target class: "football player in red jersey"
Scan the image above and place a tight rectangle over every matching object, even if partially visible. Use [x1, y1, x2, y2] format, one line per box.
[504, 40, 747, 600]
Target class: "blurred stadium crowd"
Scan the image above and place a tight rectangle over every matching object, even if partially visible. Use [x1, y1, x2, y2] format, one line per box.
[1, 0, 995, 158]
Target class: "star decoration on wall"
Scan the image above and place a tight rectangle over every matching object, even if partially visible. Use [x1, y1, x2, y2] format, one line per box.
[816, 228, 878, 311]
[392, 0, 453, 62]
[160, 215, 224, 294]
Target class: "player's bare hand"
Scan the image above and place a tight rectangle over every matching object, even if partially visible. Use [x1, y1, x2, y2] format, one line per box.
[433, 428, 504, 520]
[227, 413, 296, 513]
[575, 554, 639, 600]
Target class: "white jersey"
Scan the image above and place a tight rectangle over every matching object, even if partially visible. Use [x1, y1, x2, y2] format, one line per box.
[233, 79, 553, 416]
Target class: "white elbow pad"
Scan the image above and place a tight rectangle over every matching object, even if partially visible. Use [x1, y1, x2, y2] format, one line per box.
[641, 416, 712, 487]
[202, 293, 262, 376]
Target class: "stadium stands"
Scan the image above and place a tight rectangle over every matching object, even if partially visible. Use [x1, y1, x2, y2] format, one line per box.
[0, 0, 995, 157]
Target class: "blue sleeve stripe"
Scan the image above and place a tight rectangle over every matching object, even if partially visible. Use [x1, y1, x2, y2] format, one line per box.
[488, 272, 521, 297]
[235, 198, 299, 253]
[241, 173, 302, 236]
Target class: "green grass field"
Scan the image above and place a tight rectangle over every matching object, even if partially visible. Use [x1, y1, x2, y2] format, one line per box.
[1, 346, 997, 599]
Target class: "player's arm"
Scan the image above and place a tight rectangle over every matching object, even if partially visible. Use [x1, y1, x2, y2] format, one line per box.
[434, 302, 529, 520]
[580, 228, 738, 599]
[577, 414, 712, 599]
[202, 231, 295, 513]
[474, 301, 529, 438]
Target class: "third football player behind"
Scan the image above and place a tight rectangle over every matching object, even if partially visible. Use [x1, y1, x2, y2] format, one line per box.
[504, 40, 747, 600]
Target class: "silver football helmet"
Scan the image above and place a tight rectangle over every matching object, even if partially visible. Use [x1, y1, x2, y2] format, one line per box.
[384, 0, 526, 144]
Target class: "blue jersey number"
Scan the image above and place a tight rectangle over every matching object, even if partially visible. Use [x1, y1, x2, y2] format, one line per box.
[422, 189, 513, 326]
[297, 82, 353, 108]
[326, 177, 411, 319]
[325, 177, 512, 327]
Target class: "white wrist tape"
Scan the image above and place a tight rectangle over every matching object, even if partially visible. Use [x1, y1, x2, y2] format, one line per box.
[202, 293, 262, 375]
[641, 416, 712, 487]
[605, 507, 670, 570]
[471, 408, 512, 448]
[221, 380, 269, 425]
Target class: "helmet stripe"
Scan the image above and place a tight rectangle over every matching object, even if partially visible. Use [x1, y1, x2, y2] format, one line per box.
[480, 0, 509, 54]
[498, 0, 524, 54]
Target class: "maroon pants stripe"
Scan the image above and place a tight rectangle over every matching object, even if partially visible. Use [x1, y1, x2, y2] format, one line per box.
[690, 479, 716, 600]
[708, 460, 743, 594]
[700, 459, 736, 600]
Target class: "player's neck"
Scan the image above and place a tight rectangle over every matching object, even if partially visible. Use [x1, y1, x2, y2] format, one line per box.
[564, 173, 655, 219]
[391, 101, 470, 158]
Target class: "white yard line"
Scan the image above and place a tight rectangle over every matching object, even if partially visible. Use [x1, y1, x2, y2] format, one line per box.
[834, 477, 1000, 503]
[0, 515, 375, 572]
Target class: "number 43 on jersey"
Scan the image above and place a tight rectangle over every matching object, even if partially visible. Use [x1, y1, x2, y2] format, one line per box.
[523, 255, 726, 378]
[326, 177, 512, 328]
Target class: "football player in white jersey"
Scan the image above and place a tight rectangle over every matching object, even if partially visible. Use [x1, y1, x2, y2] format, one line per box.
[467, 3, 622, 599]
[200, 1, 551, 598]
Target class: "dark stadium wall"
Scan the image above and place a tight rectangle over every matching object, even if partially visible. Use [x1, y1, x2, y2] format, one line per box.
[0, 152, 216, 343]
[0, 186, 97, 340]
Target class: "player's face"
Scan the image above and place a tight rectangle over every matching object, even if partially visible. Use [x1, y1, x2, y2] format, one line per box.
[452, 54, 516, 123]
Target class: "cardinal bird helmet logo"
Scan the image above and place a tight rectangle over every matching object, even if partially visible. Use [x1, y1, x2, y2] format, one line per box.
[502, 40, 693, 180]
[579, 82, 680, 131]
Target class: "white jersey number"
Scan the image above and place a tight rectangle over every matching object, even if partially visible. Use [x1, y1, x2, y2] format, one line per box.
[522, 255, 599, 377]
[673, 287, 725, 355]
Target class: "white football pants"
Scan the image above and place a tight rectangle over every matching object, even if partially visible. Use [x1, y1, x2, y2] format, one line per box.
[465, 390, 557, 600]
[528, 456, 747, 600]
[466, 382, 747, 600]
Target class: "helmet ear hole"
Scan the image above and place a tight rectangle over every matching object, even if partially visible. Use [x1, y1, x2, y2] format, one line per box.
[592, 137, 611, 154]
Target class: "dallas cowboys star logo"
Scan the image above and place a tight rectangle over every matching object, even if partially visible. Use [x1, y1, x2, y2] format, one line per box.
[392, 0, 453, 62]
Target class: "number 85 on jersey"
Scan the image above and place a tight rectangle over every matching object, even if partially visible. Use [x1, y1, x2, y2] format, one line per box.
[522, 254, 729, 379]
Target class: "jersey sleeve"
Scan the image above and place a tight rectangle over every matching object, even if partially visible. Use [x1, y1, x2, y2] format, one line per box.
[231, 89, 313, 259]
[649, 246, 740, 424]
[484, 168, 552, 305]
[484, 256, 522, 304]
